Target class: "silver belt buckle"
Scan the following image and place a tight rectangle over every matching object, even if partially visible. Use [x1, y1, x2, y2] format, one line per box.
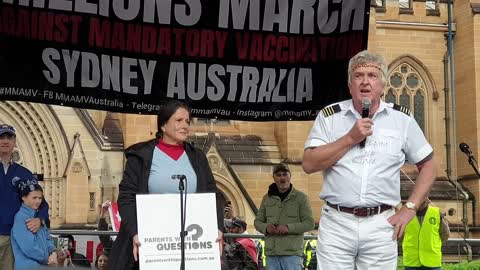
[352, 207, 364, 217]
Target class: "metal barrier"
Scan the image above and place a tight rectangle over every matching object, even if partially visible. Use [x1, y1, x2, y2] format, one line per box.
[49, 230, 480, 267]
[49, 230, 480, 243]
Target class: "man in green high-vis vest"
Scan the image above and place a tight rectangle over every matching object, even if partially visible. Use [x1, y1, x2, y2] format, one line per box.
[402, 200, 450, 270]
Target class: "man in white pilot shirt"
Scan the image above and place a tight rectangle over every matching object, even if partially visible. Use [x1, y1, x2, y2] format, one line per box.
[302, 50, 436, 270]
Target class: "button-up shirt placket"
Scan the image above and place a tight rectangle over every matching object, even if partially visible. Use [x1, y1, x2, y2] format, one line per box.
[344, 104, 370, 205]
[1, 159, 11, 175]
[357, 103, 386, 205]
[359, 148, 373, 204]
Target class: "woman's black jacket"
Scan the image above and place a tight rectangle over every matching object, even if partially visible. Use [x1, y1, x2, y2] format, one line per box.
[107, 139, 224, 270]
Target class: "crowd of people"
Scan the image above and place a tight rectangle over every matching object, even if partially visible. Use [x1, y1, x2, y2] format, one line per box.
[0, 50, 449, 270]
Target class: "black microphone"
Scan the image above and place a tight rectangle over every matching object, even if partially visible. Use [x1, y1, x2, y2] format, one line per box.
[459, 143, 476, 162]
[171, 174, 186, 181]
[359, 98, 371, 148]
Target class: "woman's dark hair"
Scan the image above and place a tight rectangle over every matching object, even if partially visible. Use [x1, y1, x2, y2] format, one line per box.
[94, 251, 109, 269]
[156, 100, 191, 138]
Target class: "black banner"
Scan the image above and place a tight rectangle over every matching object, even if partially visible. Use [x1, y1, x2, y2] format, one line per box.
[0, 0, 369, 121]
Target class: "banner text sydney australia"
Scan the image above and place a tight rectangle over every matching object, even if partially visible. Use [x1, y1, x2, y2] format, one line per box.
[0, 0, 370, 120]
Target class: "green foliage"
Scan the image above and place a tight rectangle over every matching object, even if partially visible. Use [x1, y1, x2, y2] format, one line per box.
[397, 259, 480, 270]
[442, 261, 480, 270]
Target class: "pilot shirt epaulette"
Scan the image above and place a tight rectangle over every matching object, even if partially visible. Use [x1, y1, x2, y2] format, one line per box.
[392, 104, 412, 116]
[321, 104, 341, 117]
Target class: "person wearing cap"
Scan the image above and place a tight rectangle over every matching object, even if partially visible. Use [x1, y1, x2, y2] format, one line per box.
[11, 178, 58, 269]
[303, 50, 436, 269]
[0, 124, 50, 270]
[223, 217, 259, 270]
[254, 163, 314, 270]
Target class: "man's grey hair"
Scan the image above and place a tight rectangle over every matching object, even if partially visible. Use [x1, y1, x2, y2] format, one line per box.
[347, 50, 388, 86]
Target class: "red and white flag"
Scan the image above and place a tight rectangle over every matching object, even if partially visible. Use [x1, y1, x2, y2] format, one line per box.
[108, 202, 121, 232]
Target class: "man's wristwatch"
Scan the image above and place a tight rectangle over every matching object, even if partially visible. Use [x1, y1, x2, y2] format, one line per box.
[405, 201, 417, 212]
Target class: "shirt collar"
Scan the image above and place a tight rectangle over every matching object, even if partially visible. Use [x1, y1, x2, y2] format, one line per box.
[0, 155, 13, 164]
[0, 157, 13, 167]
[375, 101, 389, 116]
[344, 100, 360, 118]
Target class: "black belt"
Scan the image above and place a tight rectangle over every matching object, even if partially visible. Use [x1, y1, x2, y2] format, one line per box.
[326, 202, 393, 217]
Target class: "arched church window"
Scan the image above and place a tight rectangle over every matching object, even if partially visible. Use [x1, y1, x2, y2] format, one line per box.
[414, 92, 425, 131]
[400, 88, 410, 108]
[407, 74, 419, 88]
[390, 73, 403, 88]
[385, 89, 396, 104]
[384, 63, 427, 132]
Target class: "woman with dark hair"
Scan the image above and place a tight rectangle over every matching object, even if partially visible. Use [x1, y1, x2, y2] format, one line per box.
[95, 251, 109, 270]
[107, 100, 224, 270]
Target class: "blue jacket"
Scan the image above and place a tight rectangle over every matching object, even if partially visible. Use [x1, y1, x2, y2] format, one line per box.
[0, 162, 49, 235]
[11, 204, 56, 270]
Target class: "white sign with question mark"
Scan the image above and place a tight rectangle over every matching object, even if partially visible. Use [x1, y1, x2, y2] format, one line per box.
[137, 193, 221, 270]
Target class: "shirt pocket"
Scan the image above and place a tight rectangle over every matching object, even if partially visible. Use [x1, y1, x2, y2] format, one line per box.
[374, 128, 403, 157]
[265, 201, 278, 223]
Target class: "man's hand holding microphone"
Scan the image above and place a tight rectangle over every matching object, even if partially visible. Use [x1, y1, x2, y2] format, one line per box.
[347, 98, 373, 147]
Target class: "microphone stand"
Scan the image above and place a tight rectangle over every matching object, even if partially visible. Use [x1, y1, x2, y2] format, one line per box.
[466, 154, 480, 177]
[178, 176, 188, 270]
